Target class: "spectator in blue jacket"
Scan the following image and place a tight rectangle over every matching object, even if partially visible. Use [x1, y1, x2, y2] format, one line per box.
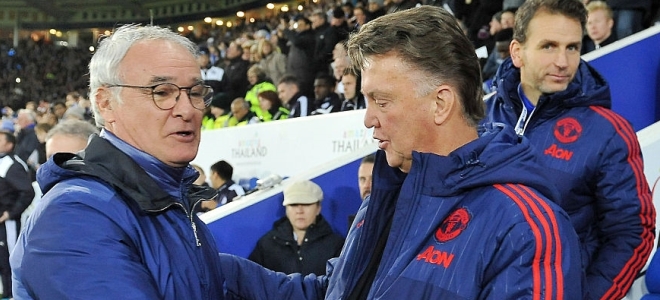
[10, 24, 227, 299]
[482, 0, 655, 298]
[216, 6, 584, 299]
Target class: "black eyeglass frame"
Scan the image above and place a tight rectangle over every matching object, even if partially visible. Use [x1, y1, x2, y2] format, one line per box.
[106, 82, 213, 110]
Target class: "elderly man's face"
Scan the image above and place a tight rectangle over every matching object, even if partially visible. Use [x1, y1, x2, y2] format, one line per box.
[99, 39, 204, 167]
[231, 100, 249, 120]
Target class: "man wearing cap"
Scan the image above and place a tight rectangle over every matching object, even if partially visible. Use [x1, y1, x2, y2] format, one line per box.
[248, 180, 344, 276]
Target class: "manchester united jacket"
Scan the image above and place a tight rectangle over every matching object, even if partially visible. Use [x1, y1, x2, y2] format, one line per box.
[483, 58, 655, 299]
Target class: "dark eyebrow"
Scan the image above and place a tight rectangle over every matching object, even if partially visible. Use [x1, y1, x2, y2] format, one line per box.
[147, 76, 204, 86]
[148, 76, 173, 85]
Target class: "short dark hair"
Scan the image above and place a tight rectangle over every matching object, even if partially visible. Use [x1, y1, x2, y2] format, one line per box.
[361, 153, 375, 164]
[0, 130, 16, 150]
[278, 74, 300, 87]
[296, 16, 312, 26]
[514, 0, 587, 44]
[210, 160, 233, 181]
[346, 6, 484, 126]
[314, 73, 336, 87]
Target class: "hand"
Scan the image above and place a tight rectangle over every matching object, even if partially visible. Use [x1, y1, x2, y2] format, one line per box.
[0, 211, 9, 223]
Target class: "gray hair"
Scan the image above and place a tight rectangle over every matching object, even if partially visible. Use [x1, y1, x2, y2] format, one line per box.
[17, 109, 36, 122]
[45, 119, 100, 143]
[346, 6, 484, 127]
[89, 24, 198, 127]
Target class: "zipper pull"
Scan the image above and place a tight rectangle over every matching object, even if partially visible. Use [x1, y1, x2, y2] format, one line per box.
[191, 220, 201, 247]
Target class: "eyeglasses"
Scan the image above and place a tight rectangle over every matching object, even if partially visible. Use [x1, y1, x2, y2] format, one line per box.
[107, 83, 213, 110]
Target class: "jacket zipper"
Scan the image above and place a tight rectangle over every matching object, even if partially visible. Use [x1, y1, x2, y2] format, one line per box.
[147, 201, 202, 247]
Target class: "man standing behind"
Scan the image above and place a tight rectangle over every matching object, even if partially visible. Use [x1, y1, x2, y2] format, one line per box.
[14, 109, 40, 176]
[283, 17, 316, 96]
[311, 74, 342, 115]
[278, 75, 313, 118]
[198, 46, 224, 95]
[221, 41, 250, 105]
[581, 1, 617, 54]
[357, 154, 375, 201]
[0, 131, 34, 300]
[44, 119, 99, 158]
[217, 6, 583, 299]
[11, 24, 227, 299]
[199, 160, 245, 212]
[483, 0, 655, 298]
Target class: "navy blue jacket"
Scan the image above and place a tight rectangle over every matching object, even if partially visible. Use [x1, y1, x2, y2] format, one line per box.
[11, 131, 226, 299]
[483, 58, 655, 299]
[218, 124, 584, 299]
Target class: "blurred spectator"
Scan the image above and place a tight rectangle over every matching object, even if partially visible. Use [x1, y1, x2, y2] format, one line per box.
[339, 68, 366, 111]
[248, 180, 344, 275]
[202, 93, 231, 130]
[191, 164, 209, 186]
[44, 119, 98, 158]
[483, 11, 504, 53]
[274, 15, 291, 55]
[62, 106, 86, 121]
[278, 75, 313, 118]
[198, 46, 225, 95]
[14, 109, 39, 175]
[311, 10, 332, 76]
[258, 90, 289, 122]
[328, 9, 350, 57]
[32, 122, 52, 169]
[205, 38, 222, 67]
[254, 29, 270, 42]
[332, 41, 349, 95]
[350, 6, 368, 31]
[50, 101, 67, 121]
[607, 0, 654, 39]
[65, 91, 82, 108]
[341, 2, 355, 20]
[199, 160, 245, 212]
[348, 153, 375, 228]
[0, 130, 34, 299]
[501, 8, 516, 29]
[283, 16, 316, 97]
[225, 98, 260, 127]
[311, 74, 342, 115]
[357, 154, 375, 201]
[582, 1, 617, 54]
[221, 41, 251, 103]
[367, 0, 387, 20]
[482, 28, 514, 88]
[257, 39, 287, 86]
[245, 65, 277, 120]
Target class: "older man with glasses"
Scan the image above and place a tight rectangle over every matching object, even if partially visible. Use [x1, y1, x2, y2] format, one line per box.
[10, 24, 228, 299]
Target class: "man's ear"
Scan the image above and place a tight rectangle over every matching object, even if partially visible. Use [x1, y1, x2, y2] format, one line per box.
[510, 40, 523, 68]
[95, 87, 115, 123]
[433, 85, 454, 125]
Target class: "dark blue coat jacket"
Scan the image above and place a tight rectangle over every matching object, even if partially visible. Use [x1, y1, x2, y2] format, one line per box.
[11, 131, 226, 299]
[483, 58, 655, 299]
[218, 124, 584, 299]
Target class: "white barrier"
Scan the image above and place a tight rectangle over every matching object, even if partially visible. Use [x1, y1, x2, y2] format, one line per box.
[193, 110, 377, 181]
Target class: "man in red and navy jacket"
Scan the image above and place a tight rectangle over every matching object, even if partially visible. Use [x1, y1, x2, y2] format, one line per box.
[483, 0, 656, 298]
